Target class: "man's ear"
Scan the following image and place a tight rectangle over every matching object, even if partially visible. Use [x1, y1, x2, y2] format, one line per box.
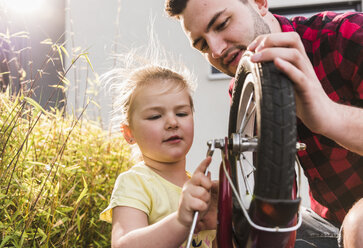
[254, 0, 268, 16]
[121, 124, 136, 144]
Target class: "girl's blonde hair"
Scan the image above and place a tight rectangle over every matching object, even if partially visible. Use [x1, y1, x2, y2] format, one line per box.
[124, 65, 195, 127]
[101, 35, 196, 139]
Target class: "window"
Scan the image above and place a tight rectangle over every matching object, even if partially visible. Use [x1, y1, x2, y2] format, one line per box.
[271, 1, 361, 18]
[209, 66, 231, 80]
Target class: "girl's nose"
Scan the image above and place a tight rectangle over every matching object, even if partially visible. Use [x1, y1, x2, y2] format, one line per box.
[165, 115, 178, 129]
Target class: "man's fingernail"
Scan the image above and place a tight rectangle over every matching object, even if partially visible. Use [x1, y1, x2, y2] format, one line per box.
[248, 40, 257, 51]
[251, 53, 261, 62]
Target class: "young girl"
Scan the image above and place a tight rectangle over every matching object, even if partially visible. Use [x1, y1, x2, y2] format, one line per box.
[100, 61, 217, 247]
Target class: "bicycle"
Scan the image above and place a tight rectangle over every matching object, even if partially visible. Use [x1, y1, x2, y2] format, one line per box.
[187, 51, 304, 248]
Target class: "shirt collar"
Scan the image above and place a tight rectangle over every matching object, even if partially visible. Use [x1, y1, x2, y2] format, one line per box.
[273, 14, 295, 32]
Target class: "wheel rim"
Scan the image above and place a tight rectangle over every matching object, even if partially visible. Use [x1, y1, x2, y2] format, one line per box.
[227, 52, 299, 247]
[233, 71, 260, 211]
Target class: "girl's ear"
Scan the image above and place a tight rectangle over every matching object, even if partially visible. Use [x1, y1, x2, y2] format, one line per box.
[254, 0, 268, 16]
[121, 124, 136, 144]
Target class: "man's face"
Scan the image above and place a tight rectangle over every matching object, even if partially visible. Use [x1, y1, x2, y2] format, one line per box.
[180, 0, 270, 76]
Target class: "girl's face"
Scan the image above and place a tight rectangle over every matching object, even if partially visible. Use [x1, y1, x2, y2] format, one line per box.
[125, 79, 194, 164]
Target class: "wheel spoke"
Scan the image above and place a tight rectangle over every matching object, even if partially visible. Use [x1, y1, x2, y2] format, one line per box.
[240, 104, 256, 135]
[238, 156, 254, 196]
[241, 152, 256, 172]
[238, 157, 251, 195]
[239, 92, 254, 134]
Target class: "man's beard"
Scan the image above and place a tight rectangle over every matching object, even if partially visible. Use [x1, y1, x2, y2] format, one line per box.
[220, 5, 271, 77]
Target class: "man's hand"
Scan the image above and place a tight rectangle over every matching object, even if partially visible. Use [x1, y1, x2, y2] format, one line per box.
[247, 32, 334, 134]
[247, 32, 363, 155]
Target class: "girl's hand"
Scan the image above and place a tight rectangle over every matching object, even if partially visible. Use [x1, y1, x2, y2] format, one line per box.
[196, 180, 219, 232]
[177, 157, 213, 228]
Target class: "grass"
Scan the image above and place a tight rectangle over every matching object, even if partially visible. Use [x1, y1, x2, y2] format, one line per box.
[0, 9, 133, 246]
[0, 89, 133, 247]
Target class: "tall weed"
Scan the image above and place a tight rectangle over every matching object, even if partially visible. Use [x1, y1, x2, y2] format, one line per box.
[0, 8, 133, 244]
[0, 90, 132, 247]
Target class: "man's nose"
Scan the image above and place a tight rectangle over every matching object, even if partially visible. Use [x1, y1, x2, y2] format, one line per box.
[209, 37, 226, 59]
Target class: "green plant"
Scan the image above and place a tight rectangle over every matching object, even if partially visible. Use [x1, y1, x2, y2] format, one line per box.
[0, 90, 132, 247]
[0, 1, 134, 245]
[0, 8, 133, 245]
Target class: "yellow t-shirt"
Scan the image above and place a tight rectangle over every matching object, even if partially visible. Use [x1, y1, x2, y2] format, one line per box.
[100, 162, 216, 247]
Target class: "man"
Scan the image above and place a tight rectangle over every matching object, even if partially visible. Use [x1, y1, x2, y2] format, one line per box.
[164, 0, 363, 247]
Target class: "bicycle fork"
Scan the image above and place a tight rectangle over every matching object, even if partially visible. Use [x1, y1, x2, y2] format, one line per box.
[198, 137, 303, 248]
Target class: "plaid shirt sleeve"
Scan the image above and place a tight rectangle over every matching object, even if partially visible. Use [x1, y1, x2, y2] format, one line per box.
[274, 12, 363, 225]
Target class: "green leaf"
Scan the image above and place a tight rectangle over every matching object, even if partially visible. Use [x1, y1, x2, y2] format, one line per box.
[76, 176, 88, 204]
[11, 31, 29, 38]
[81, 53, 94, 72]
[90, 100, 100, 109]
[40, 38, 53, 45]
[56, 44, 64, 66]
[77, 213, 81, 232]
[60, 44, 69, 58]
[27, 161, 49, 167]
[57, 207, 74, 214]
[0, 236, 12, 248]
[37, 227, 47, 243]
[61, 76, 70, 86]
[24, 97, 46, 115]
[49, 84, 66, 91]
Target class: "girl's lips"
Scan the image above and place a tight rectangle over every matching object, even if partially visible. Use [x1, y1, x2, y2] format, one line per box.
[164, 136, 182, 143]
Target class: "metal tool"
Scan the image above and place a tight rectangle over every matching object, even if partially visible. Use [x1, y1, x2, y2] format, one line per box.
[185, 140, 217, 248]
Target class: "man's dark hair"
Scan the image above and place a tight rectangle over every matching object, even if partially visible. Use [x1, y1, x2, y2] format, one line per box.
[165, 0, 188, 18]
[165, 0, 248, 18]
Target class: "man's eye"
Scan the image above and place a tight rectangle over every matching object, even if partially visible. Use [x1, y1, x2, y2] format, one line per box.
[216, 17, 230, 31]
[200, 41, 209, 52]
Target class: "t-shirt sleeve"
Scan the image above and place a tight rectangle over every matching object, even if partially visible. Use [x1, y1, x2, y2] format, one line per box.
[100, 170, 152, 223]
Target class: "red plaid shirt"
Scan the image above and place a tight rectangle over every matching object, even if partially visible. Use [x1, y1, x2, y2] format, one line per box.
[275, 12, 363, 226]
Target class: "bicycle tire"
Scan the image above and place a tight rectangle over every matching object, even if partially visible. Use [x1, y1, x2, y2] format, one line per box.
[228, 53, 297, 246]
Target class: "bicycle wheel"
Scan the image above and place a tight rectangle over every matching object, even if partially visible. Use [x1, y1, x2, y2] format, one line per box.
[228, 52, 297, 247]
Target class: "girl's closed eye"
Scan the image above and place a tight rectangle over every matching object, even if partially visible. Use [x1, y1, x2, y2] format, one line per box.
[176, 112, 189, 117]
[147, 114, 161, 120]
